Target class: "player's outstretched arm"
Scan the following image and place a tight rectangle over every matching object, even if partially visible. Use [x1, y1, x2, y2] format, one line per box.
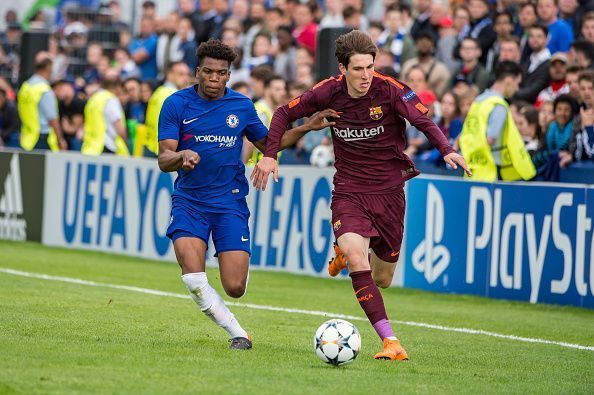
[158, 139, 200, 172]
[251, 109, 340, 153]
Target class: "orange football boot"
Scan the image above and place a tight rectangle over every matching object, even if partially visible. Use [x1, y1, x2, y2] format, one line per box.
[374, 338, 409, 361]
[328, 242, 347, 277]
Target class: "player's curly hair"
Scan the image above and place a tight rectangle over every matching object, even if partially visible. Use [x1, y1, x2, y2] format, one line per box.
[335, 30, 377, 68]
[196, 38, 237, 67]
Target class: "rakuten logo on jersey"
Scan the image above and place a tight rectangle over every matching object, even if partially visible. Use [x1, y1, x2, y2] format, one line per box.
[332, 125, 384, 142]
[194, 135, 237, 148]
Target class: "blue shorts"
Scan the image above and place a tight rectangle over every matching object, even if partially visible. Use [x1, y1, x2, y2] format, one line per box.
[166, 197, 251, 256]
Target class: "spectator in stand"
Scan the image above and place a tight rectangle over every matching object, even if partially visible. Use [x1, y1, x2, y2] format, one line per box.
[537, 0, 574, 54]
[401, 32, 450, 97]
[568, 39, 594, 69]
[53, 80, 85, 151]
[108, 0, 130, 32]
[249, 65, 273, 102]
[274, 26, 297, 83]
[436, 15, 459, 72]
[546, 94, 578, 151]
[582, 12, 594, 44]
[516, 106, 545, 153]
[449, 37, 490, 93]
[114, 47, 141, 80]
[486, 11, 515, 73]
[171, 17, 197, 71]
[231, 81, 251, 98]
[296, 63, 314, 87]
[424, 91, 465, 165]
[566, 65, 583, 99]
[377, 5, 417, 75]
[452, 5, 471, 42]
[82, 43, 104, 86]
[246, 32, 275, 71]
[123, 78, 146, 124]
[517, 2, 538, 65]
[404, 65, 429, 93]
[560, 70, 594, 165]
[404, 90, 439, 158]
[319, 0, 345, 28]
[0, 87, 20, 148]
[514, 24, 551, 103]
[140, 81, 154, 110]
[343, 6, 363, 30]
[17, 52, 67, 151]
[558, 0, 581, 37]
[129, 17, 158, 81]
[539, 100, 555, 134]
[293, 1, 318, 54]
[242, 2, 265, 65]
[156, 11, 180, 79]
[498, 37, 522, 64]
[536, 52, 570, 108]
[142, 0, 157, 20]
[178, 0, 202, 43]
[410, 0, 435, 40]
[48, 34, 68, 82]
[460, 0, 497, 65]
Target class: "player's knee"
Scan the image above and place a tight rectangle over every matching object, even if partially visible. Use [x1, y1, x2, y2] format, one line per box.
[345, 250, 369, 271]
[224, 282, 246, 299]
[374, 276, 392, 289]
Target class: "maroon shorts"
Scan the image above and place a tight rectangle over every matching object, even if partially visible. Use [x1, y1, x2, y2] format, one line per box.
[330, 188, 405, 263]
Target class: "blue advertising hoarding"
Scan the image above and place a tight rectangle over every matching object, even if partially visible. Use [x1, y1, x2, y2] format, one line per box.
[405, 176, 594, 308]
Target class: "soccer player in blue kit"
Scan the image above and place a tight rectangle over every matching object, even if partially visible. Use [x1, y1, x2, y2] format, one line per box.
[158, 39, 338, 350]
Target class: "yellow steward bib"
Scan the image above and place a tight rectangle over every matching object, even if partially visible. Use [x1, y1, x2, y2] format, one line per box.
[145, 85, 176, 155]
[82, 89, 129, 156]
[17, 80, 58, 151]
[460, 95, 535, 182]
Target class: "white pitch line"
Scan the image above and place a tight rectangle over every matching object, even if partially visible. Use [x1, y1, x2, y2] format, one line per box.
[1, 267, 593, 352]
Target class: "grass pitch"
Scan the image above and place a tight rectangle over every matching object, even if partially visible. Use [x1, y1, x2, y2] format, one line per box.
[0, 240, 593, 394]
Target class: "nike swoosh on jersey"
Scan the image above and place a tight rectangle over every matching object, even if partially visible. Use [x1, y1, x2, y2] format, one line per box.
[182, 117, 199, 125]
[241, 236, 249, 242]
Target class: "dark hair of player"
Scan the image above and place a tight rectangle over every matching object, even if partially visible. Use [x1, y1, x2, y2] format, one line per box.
[196, 39, 237, 67]
[335, 30, 377, 68]
[494, 61, 524, 81]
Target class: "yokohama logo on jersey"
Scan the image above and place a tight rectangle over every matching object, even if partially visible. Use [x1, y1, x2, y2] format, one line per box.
[332, 125, 385, 141]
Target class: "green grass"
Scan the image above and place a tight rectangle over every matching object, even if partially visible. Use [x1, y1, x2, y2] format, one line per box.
[0, 240, 593, 394]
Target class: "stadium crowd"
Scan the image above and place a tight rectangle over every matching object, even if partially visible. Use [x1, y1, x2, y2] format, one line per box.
[0, 0, 593, 179]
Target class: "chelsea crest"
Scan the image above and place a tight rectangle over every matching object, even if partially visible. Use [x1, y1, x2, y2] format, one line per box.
[226, 114, 239, 128]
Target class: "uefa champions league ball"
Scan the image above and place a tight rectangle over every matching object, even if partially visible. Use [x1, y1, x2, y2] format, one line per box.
[314, 319, 361, 366]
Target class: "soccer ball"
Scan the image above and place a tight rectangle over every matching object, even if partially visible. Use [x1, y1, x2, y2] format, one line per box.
[314, 319, 361, 366]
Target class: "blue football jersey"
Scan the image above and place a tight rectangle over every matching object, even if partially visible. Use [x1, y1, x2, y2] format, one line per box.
[158, 86, 268, 204]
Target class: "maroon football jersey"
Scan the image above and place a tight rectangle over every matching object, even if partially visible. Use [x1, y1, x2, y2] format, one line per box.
[265, 72, 454, 193]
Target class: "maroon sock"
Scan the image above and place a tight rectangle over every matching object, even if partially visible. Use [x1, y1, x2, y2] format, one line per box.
[350, 270, 395, 340]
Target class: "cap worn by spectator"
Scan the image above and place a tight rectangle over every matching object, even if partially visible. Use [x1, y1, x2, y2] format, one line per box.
[439, 17, 453, 29]
[64, 21, 88, 36]
[550, 52, 568, 65]
[417, 90, 437, 106]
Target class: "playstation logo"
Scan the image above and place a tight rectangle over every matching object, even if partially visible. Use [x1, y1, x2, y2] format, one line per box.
[411, 183, 450, 284]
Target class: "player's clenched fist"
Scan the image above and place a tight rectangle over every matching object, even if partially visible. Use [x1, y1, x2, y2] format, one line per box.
[180, 150, 200, 170]
[251, 156, 277, 191]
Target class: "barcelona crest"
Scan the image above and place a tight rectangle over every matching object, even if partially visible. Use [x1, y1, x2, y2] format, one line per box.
[369, 106, 383, 120]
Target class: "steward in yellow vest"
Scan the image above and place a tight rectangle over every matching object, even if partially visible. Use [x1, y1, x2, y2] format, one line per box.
[145, 62, 191, 157]
[17, 52, 66, 151]
[460, 61, 536, 182]
[82, 80, 130, 156]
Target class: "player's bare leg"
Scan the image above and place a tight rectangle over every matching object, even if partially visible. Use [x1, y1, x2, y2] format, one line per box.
[174, 238, 251, 350]
[368, 250, 408, 360]
[217, 250, 253, 349]
[337, 233, 407, 361]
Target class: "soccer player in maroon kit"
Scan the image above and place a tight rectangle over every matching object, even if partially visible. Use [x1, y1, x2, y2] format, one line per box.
[251, 31, 470, 360]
